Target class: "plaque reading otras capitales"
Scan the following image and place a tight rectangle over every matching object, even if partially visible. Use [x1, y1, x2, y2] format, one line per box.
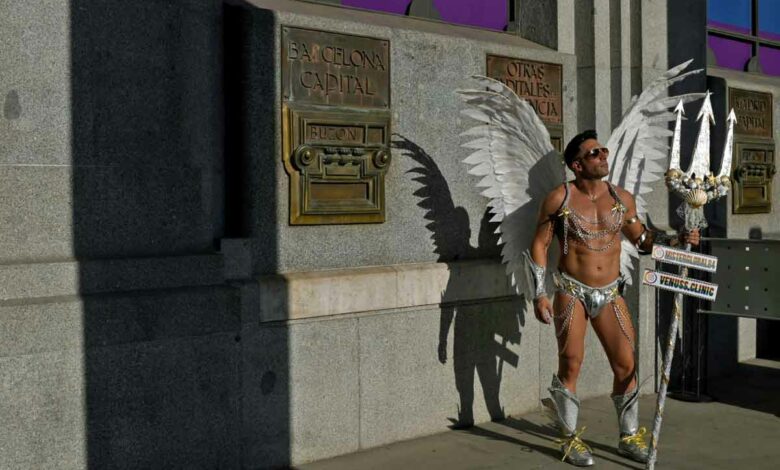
[486, 55, 562, 125]
[282, 27, 390, 108]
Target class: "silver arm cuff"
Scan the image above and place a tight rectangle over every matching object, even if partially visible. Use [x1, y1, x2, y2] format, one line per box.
[653, 230, 675, 246]
[527, 256, 547, 299]
[637, 227, 677, 254]
[634, 228, 650, 255]
[636, 229, 647, 247]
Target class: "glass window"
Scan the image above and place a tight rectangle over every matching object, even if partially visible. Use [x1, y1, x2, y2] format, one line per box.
[327, 1, 508, 32]
[758, 0, 780, 40]
[709, 35, 753, 70]
[759, 45, 780, 76]
[433, 0, 507, 31]
[708, 0, 752, 34]
[707, 0, 780, 76]
[341, 0, 411, 15]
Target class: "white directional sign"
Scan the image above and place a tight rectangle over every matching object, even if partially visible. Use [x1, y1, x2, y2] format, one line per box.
[651, 245, 718, 273]
[642, 269, 718, 301]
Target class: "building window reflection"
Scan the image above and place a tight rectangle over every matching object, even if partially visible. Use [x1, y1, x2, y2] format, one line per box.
[707, 0, 780, 76]
[315, 0, 510, 32]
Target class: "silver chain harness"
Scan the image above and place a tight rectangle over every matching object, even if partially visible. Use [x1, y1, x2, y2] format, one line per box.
[553, 183, 634, 350]
[559, 183, 626, 254]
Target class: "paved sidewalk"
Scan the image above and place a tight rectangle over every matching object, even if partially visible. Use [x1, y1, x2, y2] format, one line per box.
[302, 363, 780, 470]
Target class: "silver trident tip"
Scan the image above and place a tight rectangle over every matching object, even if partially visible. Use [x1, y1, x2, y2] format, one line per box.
[696, 91, 715, 125]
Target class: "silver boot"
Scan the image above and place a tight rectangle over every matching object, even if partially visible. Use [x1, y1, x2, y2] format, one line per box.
[543, 375, 594, 467]
[612, 386, 649, 463]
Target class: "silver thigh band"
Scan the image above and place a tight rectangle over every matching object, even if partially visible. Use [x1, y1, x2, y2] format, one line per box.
[553, 271, 620, 318]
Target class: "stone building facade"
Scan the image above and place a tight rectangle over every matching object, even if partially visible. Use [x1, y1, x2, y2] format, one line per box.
[0, 0, 777, 467]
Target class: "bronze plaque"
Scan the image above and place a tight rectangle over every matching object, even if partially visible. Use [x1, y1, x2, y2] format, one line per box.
[729, 88, 773, 138]
[282, 26, 391, 225]
[282, 105, 391, 225]
[283, 27, 390, 108]
[732, 140, 775, 214]
[486, 55, 563, 125]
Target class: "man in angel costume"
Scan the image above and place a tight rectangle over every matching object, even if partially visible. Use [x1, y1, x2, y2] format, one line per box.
[459, 61, 702, 466]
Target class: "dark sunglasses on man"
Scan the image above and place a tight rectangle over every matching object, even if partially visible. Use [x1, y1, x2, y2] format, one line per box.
[582, 147, 609, 159]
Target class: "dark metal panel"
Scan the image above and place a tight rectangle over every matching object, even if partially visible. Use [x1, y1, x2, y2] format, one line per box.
[703, 238, 780, 320]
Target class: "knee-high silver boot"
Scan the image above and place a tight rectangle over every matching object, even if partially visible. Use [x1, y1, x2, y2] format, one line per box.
[543, 375, 594, 467]
[612, 386, 649, 463]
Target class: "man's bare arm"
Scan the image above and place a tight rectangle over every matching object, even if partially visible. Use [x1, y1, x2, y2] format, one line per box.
[528, 188, 564, 324]
[619, 189, 699, 251]
[530, 189, 563, 267]
[619, 191, 653, 250]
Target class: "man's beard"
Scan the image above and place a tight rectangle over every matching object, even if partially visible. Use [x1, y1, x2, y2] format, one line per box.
[582, 169, 608, 180]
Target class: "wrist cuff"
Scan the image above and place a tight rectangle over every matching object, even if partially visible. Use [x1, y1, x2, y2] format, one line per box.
[526, 254, 547, 299]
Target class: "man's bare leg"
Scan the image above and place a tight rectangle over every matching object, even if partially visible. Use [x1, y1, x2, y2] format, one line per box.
[548, 292, 593, 467]
[590, 296, 636, 394]
[554, 292, 588, 393]
[591, 296, 648, 463]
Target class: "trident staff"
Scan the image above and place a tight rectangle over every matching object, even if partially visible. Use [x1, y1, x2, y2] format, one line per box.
[646, 93, 736, 470]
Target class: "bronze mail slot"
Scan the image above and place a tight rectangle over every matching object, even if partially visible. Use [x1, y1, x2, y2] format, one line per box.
[732, 139, 775, 214]
[729, 88, 774, 214]
[282, 26, 391, 225]
[282, 105, 390, 224]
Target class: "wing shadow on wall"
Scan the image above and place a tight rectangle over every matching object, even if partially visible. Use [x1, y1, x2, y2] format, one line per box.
[393, 134, 525, 428]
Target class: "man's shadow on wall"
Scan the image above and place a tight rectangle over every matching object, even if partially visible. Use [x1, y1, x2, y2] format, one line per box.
[393, 134, 524, 429]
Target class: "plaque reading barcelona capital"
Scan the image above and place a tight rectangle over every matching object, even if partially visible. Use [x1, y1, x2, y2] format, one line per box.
[283, 27, 390, 108]
[282, 27, 392, 225]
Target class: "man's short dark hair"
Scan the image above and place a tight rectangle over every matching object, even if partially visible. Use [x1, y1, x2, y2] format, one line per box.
[563, 130, 598, 169]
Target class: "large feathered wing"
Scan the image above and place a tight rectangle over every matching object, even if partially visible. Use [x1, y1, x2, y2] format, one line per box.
[606, 60, 705, 284]
[457, 76, 564, 297]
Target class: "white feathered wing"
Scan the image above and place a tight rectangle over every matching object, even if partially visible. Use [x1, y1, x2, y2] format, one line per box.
[457, 76, 564, 299]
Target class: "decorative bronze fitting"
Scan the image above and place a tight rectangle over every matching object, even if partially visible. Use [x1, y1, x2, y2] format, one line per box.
[732, 139, 774, 214]
[293, 145, 317, 170]
[282, 26, 391, 225]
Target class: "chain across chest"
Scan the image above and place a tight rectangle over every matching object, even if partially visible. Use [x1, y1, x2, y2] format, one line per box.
[557, 184, 626, 254]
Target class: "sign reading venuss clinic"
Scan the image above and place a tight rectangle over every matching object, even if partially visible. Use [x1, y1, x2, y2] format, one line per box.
[642, 269, 718, 301]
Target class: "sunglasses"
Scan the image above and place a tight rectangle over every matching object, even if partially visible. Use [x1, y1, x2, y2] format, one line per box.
[581, 147, 609, 159]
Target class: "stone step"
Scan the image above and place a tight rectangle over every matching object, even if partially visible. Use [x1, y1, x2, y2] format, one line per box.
[0, 284, 241, 359]
[0, 254, 225, 301]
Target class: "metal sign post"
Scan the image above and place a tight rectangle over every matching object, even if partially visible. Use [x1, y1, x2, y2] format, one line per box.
[644, 94, 735, 470]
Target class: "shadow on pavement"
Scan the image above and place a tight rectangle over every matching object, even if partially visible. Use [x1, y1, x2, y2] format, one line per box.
[499, 417, 641, 469]
[708, 359, 780, 417]
[459, 421, 560, 462]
